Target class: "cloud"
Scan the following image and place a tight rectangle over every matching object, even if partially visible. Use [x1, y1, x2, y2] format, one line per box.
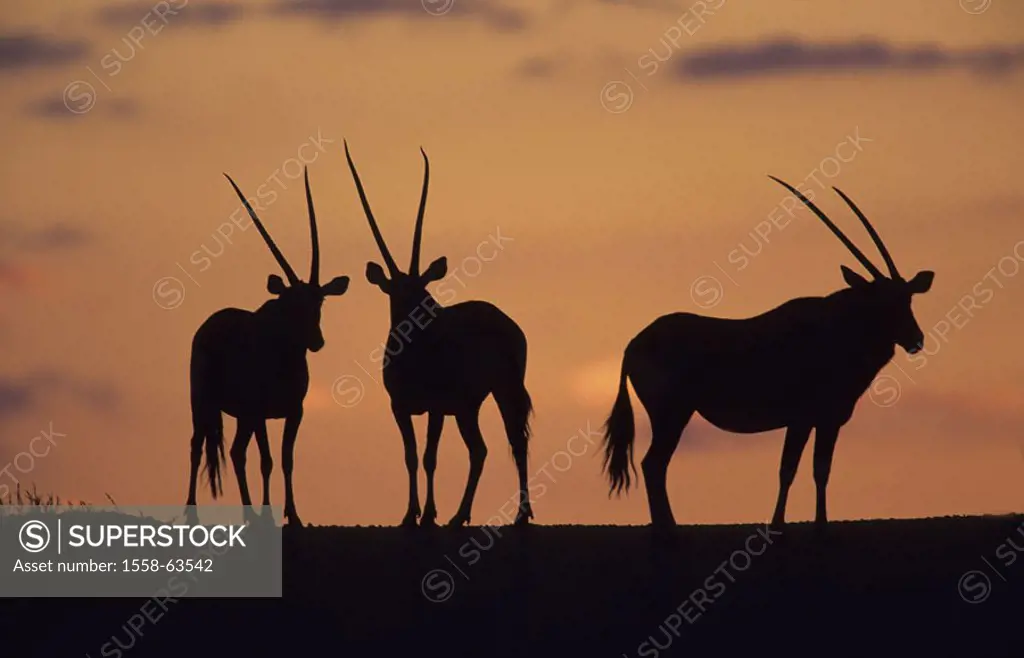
[0, 221, 95, 289]
[674, 37, 1024, 81]
[514, 55, 560, 78]
[93, 0, 528, 34]
[848, 382, 1024, 446]
[268, 0, 528, 32]
[96, 2, 245, 28]
[0, 380, 33, 418]
[0, 221, 94, 252]
[0, 33, 89, 71]
[0, 371, 119, 424]
[595, 0, 675, 8]
[0, 262, 32, 288]
[25, 96, 139, 120]
[0, 372, 118, 483]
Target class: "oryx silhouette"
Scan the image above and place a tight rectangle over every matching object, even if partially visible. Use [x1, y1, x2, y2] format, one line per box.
[602, 176, 934, 531]
[343, 141, 534, 527]
[185, 167, 349, 527]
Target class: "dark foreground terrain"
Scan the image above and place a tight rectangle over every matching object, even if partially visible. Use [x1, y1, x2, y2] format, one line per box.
[3, 515, 1023, 657]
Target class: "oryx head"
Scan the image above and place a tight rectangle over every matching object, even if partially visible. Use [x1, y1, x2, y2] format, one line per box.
[343, 140, 448, 315]
[223, 167, 350, 352]
[769, 176, 934, 354]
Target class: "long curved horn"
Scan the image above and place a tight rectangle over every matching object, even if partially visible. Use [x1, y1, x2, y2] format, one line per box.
[768, 175, 885, 280]
[343, 140, 399, 276]
[304, 167, 319, 286]
[409, 147, 429, 275]
[831, 187, 901, 281]
[224, 173, 299, 285]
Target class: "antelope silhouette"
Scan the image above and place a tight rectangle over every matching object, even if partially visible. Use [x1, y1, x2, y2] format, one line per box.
[343, 140, 534, 528]
[602, 176, 934, 531]
[185, 167, 350, 527]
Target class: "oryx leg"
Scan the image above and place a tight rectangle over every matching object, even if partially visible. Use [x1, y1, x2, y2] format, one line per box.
[421, 412, 445, 527]
[771, 424, 812, 529]
[641, 407, 692, 528]
[229, 419, 256, 523]
[812, 424, 840, 530]
[254, 420, 273, 509]
[449, 405, 487, 527]
[281, 410, 303, 527]
[394, 408, 421, 527]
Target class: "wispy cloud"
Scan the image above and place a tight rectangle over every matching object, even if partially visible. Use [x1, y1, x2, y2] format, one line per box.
[0, 371, 118, 423]
[268, 0, 529, 32]
[0, 221, 94, 252]
[0, 221, 95, 288]
[674, 37, 1024, 81]
[850, 386, 1024, 446]
[25, 96, 139, 120]
[0, 371, 118, 474]
[96, 1, 246, 28]
[0, 263, 31, 288]
[0, 33, 89, 71]
[595, 0, 676, 8]
[514, 55, 560, 78]
[90, 0, 532, 36]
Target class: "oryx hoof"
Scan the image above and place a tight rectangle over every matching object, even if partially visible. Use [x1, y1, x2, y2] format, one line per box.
[446, 513, 470, 528]
[284, 510, 303, 529]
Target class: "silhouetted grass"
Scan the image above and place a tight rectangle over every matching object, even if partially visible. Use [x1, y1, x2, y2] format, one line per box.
[0, 482, 92, 508]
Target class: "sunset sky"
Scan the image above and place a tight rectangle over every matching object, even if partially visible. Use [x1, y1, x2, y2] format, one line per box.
[1, 0, 1023, 527]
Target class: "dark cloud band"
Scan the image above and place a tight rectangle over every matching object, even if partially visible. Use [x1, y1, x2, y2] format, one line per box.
[675, 37, 1024, 80]
[0, 34, 88, 71]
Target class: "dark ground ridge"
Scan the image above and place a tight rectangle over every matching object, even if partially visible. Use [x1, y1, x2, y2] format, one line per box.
[1, 514, 1021, 658]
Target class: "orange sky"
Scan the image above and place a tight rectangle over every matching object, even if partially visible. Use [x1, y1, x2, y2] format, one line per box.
[1, 0, 1023, 526]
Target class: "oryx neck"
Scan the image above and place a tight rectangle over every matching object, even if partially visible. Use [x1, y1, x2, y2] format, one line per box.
[388, 292, 444, 333]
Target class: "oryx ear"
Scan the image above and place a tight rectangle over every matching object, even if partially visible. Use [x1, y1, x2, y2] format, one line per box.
[422, 256, 447, 283]
[267, 274, 288, 295]
[907, 270, 934, 294]
[841, 265, 870, 288]
[321, 276, 350, 296]
[365, 262, 390, 291]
